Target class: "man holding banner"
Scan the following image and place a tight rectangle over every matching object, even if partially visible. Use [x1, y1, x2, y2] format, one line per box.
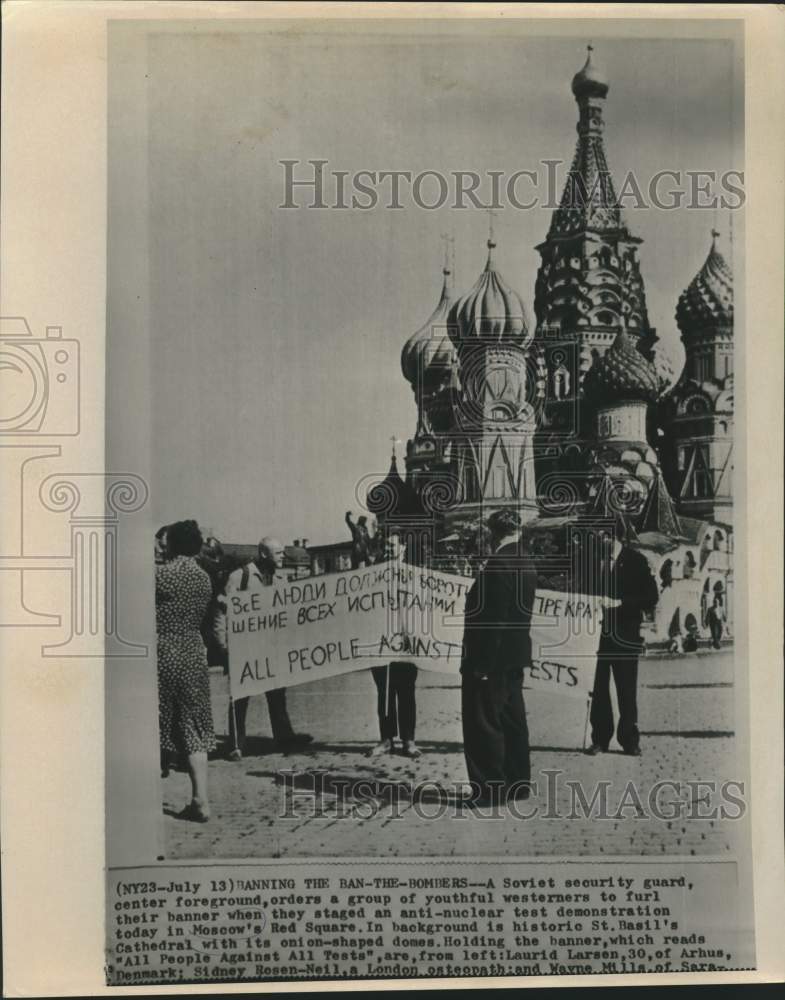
[460, 509, 537, 807]
[367, 534, 421, 760]
[221, 538, 313, 759]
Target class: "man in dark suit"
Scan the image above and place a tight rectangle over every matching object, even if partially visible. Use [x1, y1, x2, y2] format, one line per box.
[586, 518, 659, 757]
[460, 508, 538, 806]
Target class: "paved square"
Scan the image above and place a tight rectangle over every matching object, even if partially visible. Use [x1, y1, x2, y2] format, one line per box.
[162, 649, 742, 859]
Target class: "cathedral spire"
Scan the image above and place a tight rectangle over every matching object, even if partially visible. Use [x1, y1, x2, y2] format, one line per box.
[484, 208, 498, 271]
[534, 44, 652, 339]
[571, 44, 609, 101]
[400, 249, 454, 387]
[549, 45, 621, 238]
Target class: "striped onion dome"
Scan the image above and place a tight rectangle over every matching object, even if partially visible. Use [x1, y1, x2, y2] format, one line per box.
[447, 240, 531, 353]
[676, 230, 733, 332]
[401, 267, 453, 386]
[583, 329, 660, 405]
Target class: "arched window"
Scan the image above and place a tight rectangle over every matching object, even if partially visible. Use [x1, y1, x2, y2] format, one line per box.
[687, 395, 708, 415]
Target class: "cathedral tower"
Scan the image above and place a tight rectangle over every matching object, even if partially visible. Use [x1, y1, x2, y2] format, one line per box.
[533, 47, 659, 501]
[400, 255, 459, 498]
[660, 231, 734, 520]
[445, 237, 539, 521]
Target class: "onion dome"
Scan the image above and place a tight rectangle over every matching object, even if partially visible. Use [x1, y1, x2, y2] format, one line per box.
[571, 45, 609, 100]
[448, 240, 531, 353]
[676, 230, 733, 332]
[583, 329, 660, 405]
[366, 448, 420, 518]
[401, 266, 453, 386]
[425, 329, 456, 380]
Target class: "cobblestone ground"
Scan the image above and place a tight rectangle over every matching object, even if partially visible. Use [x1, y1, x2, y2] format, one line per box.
[162, 649, 744, 859]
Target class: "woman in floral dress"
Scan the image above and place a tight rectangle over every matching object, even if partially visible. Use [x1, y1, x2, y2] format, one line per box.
[156, 520, 216, 822]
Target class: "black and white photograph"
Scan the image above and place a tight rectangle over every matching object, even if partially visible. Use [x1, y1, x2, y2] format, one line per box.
[3, 3, 784, 994]
[110, 16, 745, 853]
[98, 14, 763, 984]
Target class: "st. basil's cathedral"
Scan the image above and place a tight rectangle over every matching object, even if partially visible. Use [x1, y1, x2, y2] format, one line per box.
[369, 47, 735, 649]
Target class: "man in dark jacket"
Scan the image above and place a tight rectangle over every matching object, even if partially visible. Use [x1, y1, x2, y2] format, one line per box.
[460, 508, 538, 806]
[586, 518, 659, 757]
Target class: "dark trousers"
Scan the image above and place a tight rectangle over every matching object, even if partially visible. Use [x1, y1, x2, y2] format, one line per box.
[590, 652, 640, 752]
[228, 688, 294, 752]
[371, 662, 417, 742]
[461, 669, 530, 799]
[709, 619, 723, 649]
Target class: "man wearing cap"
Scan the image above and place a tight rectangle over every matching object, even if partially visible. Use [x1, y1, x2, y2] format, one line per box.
[218, 537, 313, 760]
[460, 508, 537, 806]
[586, 518, 659, 758]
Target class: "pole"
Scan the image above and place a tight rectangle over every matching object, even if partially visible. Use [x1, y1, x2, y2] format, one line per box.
[384, 664, 391, 733]
[583, 694, 592, 751]
[229, 695, 239, 753]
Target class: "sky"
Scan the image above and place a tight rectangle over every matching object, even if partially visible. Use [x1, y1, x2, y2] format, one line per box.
[137, 18, 743, 546]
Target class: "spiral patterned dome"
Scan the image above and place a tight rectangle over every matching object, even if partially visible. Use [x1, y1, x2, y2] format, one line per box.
[448, 241, 531, 353]
[676, 231, 733, 333]
[583, 329, 660, 405]
[571, 45, 609, 100]
[401, 267, 453, 386]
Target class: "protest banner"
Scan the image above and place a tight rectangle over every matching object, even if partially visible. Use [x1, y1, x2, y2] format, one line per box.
[227, 562, 611, 708]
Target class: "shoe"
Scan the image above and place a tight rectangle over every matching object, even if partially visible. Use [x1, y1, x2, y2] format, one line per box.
[624, 746, 642, 757]
[366, 739, 394, 758]
[401, 741, 422, 759]
[585, 743, 609, 756]
[179, 801, 210, 823]
[276, 732, 314, 750]
[227, 748, 243, 762]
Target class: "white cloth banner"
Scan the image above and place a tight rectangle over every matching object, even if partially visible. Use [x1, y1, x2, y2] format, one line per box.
[228, 562, 610, 702]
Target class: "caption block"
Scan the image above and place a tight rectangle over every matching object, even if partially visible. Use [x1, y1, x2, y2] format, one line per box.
[107, 860, 754, 984]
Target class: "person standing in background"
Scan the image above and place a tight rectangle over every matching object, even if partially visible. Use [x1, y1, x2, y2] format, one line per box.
[345, 510, 373, 568]
[706, 594, 726, 650]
